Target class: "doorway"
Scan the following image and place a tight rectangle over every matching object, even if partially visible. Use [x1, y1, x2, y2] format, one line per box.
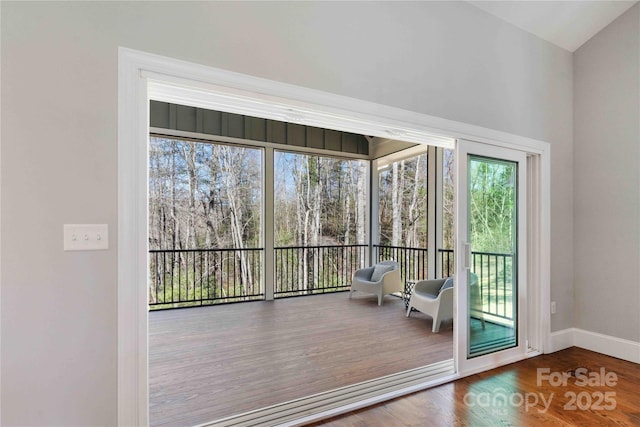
[117, 48, 550, 426]
[146, 112, 456, 425]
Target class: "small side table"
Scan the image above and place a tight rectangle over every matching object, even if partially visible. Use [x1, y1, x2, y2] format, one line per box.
[404, 279, 418, 309]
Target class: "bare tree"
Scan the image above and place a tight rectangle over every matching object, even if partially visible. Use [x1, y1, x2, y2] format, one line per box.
[217, 145, 254, 293]
[391, 161, 403, 247]
[148, 137, 262, 304]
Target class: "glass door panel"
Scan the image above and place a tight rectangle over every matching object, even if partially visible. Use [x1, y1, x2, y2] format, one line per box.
[468, 156, 517, 357]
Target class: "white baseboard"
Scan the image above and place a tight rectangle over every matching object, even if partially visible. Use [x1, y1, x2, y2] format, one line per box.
[548, 328, 576, 352]
[549, 328, 640, 364]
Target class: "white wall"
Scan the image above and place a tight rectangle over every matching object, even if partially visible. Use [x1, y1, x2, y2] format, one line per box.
[1, 2, 573, 425]
[574, 4, 640, 342]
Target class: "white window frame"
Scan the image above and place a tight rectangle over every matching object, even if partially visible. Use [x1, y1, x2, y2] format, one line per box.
[118, 47, 551, 426]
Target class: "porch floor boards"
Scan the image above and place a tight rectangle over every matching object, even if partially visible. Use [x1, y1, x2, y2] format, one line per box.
[149, 292, 453, 427]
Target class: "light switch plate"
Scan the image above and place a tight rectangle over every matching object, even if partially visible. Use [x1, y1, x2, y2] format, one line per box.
[64, 224, 109, 251]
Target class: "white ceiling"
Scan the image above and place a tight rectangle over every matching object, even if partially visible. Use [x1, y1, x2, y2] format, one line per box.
[468, 1, 638, 52]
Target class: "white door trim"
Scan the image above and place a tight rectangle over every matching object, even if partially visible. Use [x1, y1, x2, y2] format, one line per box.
[117, 47, 551, 426]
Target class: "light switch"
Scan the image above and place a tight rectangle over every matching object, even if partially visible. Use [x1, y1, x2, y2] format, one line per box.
[64, 224, 109, 251]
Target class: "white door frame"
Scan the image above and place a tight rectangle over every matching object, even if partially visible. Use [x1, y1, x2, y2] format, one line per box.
[118, 47, 551, 426]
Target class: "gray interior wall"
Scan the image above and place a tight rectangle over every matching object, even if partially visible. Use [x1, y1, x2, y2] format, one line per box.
[573, 4, 640, 342]
[1, 2, 573, 425]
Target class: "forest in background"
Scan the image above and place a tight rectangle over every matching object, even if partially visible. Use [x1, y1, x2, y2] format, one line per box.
[149, 137, 438, 254]
[148, 136, 512, 259]
[148, 136, 513, 320]
[149, 137, 262, 252]
[148, 137, 437, 305]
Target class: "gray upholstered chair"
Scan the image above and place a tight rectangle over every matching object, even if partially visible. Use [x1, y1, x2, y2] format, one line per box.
[349, 260, 401, 306]
[406, 278, 453, 333]
[407, 274, 485, 333]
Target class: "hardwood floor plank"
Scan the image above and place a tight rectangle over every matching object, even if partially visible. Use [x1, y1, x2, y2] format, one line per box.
[311, 347, 640, 427]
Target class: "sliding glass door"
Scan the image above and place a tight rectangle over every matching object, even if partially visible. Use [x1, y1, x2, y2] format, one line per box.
[456, 140, 527, 372]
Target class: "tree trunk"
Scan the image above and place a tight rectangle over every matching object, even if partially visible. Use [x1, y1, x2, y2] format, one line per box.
[391, 161, 402, 247]
[406, 156, 422, 249]
[219, 146, 253, 295]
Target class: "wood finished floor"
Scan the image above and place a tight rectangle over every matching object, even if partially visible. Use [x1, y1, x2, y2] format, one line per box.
[149, 292, 453, 427]
[311, 347, 640, 427]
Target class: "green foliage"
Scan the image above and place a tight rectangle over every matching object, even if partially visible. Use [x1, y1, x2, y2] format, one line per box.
[148, 249, 263, 308]
[469, 157, 516, 254]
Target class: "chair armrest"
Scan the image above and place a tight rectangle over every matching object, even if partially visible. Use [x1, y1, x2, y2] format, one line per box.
[414, 279, 446, 296]
[380, 268, 399, 280]
[380, 267, 402, 291]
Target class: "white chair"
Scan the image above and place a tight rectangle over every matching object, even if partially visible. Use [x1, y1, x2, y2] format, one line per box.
[469, 273, 486, 329]
[349, 260, 401, 306]
[406, 278, 453, 333]
[407, 275, 485, 333]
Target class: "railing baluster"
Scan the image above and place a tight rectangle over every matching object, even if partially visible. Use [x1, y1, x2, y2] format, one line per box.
[148, 248, 266, 308]
[271, 245, 367, 298]
[171, 252, 175, 304]
[503, 255, 507, 318]
[199, 251, 203, 306]
[162, 252, 167, 304]
[186, 251, 189, 303]
[191, 252, 198, 306]
[178, 251, 181, 303]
